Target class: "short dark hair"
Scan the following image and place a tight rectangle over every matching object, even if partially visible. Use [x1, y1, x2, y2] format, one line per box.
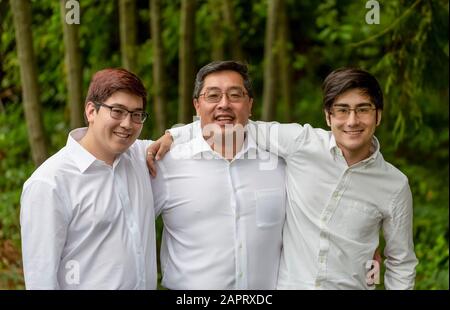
[85, 68, 147, 111]
[193, 61, 254, 99]
[322, 68, 383, 112]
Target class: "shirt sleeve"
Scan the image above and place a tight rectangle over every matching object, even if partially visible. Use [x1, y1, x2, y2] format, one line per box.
[167, 122, 198, 145]
[247, 120, 306, 159]
[20, 180, 71, 289]
[151, 161, 169, 217]
[382, 180, 418, 290]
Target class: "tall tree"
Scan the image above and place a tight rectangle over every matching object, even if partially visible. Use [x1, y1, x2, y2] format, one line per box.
[60, 0, 83, 129]
[119, 0, 137, 72]
[277, 0, 293, 122]
[209, 0, 224, 61]
[178, 0, 196, 124]
[0, 0, 7, 113]
[10, 0, 48, 166]
[261, 0, 281, 121]
[222, 0, 244, 61]
[150, 0, 167, 134]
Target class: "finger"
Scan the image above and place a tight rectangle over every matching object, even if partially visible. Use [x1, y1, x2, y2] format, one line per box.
[146, 151, 157, 176]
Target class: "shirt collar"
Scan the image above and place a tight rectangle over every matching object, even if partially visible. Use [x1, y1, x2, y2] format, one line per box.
[66, 128, 97, 173]
[181, 121, 258, 160]
[329, 133, 380, 164]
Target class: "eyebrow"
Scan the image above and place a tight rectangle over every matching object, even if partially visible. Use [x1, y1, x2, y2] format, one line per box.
[333, 102, 373, 107]
[205, 86, 244, 91]
[110, 103, 144, 111]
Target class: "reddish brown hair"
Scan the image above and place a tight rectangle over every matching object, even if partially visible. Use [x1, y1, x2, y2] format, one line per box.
[85, 68, 147, 111]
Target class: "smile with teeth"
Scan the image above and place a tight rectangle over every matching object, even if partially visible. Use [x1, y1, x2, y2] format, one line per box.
[114, 131, 131, 138]
[215, 115, 234, 121]
[344, 129, 364, 135]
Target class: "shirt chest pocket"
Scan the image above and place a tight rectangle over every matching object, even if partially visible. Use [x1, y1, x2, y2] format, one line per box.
[255, 189, 286, 228]
[338, 202, 382, 239]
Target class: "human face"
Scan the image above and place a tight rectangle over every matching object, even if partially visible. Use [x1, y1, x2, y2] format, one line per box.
[85, 91, 144, 164]
[325, 89, 382, 165]
[194, 70, 253, 131]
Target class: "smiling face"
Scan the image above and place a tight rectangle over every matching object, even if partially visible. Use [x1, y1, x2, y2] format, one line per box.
[84, 91, 144, 164]
[194, 70, 253, 131]
[325, 88, 382, 165]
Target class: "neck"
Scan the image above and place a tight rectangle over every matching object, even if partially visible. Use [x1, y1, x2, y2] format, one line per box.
[206, 131, 246, 160]
[342, 145, 372, 166]
[79, 129, 115, 166]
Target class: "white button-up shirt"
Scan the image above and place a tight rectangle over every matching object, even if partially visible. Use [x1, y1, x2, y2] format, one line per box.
[249, 121, 418, 290]
[20, 128, 157, 289]
[154, 121, 286, 289]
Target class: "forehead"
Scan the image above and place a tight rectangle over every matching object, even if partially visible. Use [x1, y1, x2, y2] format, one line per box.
[202, 70, 245, 90]
[105, 91, 144, 110]
[334, 89, 372, 106]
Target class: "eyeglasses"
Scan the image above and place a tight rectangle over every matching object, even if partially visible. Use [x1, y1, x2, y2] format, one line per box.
[330, 105, 376, 120]
[198, 88, 248, 103]
[94, 102, 148, 124]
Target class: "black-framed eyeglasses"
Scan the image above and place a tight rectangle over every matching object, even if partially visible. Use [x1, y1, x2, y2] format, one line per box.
[94, 102, 148, 124]
[330, 104, 376, 120]
[198, 87, 248, 103]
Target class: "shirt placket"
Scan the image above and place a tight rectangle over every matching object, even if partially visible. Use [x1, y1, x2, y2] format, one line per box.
[114, 169, 146, 289]
[228, 162, 247, 289]
[315, 168, 350, 288]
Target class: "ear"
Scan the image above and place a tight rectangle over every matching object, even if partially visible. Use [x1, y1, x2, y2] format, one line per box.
[324, 109, 331, 127]
[193, 99, 200, 115]
[376, 110, 382, 126]
[85, 101, 97, 124]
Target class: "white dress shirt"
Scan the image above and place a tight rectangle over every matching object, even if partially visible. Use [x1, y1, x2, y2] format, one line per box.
[154, 121, 286, 289]
[248, 121, 418, 290]
[20, 128, 157, 289]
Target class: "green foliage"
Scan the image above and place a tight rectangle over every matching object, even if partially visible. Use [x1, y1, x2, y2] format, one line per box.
[0, 0, 447, 289]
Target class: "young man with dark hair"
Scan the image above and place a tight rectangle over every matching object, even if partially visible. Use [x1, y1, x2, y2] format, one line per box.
[20, 68, 157, 289]
[251, 67, 417, 289]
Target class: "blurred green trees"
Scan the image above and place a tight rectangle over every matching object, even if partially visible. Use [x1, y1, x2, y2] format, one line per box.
[0, 0, 448, 289]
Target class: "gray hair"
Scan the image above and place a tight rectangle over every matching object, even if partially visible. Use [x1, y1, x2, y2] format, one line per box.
[193, 60, 254, 99]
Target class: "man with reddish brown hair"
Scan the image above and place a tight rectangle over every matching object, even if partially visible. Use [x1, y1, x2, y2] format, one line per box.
[20, 68, 157, 289]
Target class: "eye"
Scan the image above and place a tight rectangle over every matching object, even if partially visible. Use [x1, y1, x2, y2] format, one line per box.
[111, 108, 126, 116]
[357, 107, 371, 113]
[206, 92, 221, 101]
[132, 112, 144, 118]
[335, 107, 349, 113]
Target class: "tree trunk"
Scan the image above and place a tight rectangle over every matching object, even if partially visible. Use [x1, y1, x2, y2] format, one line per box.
[222, 0, 244, 61]
[119, 0, 137, 72]
[60, 0, 84, 129]
[10, 0, 48, 166]
[262, 0, 281, 121]
[209, 0, 224, 61]
[150, 0, 167, 135]
[277, 0, 293, 122]
[0, 1, 6, 113]
[178, 0, 196, 124]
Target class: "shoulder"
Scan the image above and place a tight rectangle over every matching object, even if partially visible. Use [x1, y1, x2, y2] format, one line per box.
[24, 147, 74, 188]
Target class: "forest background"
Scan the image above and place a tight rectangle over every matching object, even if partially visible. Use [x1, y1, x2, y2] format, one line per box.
[0, 0, 448, 289]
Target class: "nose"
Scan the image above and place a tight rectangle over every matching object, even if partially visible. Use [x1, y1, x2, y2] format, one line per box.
[346, 110, 359, 126]
[120, 113, 133, 129]
[217, 93, 231, 109]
